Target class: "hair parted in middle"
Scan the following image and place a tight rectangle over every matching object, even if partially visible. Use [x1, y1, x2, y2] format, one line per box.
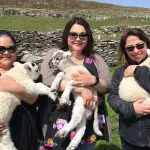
[60, 17, 94, 57]
[117, 28, 150, 65]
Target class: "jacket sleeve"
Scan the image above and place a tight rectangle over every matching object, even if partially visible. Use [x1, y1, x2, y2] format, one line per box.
[108, 67, 136, 119]
[134, 65, 150, 92]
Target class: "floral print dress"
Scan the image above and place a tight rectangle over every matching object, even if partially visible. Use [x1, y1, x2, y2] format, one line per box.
[39, 57, 112, 150]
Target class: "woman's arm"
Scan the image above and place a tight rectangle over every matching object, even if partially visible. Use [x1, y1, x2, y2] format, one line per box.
[0, 76, 37, 104]
[108, 67, 136, 118]
[123, 65, 150, 92]
[134, 66, 150, 92]
[59, 79, 95, 108]
[94, 53, 111, 93]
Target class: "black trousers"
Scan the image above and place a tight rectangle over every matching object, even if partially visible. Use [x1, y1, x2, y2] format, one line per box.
[121, 138, 150, 150]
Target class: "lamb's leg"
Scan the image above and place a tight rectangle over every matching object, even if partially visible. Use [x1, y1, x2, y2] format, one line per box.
[0, 127, 17, 150]
[66, 117, 86, 150]
[50, 72, 65, 91]
[25, 81, 56, 101]
[59, 80, 75, 105]
[93, 105, 103, 136]
[56, 95, 85, 137]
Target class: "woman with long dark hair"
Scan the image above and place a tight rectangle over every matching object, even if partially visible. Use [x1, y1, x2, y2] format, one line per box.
[41, 17, 111, 150]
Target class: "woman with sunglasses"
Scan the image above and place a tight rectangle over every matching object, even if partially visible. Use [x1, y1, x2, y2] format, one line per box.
[0, 30, 44, 150]
[40, 17, 111, 149]
[108, 28, 150, 150]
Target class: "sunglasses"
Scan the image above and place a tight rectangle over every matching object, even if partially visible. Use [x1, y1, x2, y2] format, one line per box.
[0, 45, 17, 54]
[125, 43, 145, 52]
[69, 32, 88, 41]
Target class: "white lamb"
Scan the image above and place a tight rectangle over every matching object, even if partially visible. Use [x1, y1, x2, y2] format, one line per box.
[49, 50, 103, 150]
[0, 62, 55, 150]
[119, 49, 150, 104]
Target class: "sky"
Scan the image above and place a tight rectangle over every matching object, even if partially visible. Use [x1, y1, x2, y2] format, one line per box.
[90, 0, 150, 8]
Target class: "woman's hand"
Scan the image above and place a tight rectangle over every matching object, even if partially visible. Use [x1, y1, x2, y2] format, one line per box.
[73, 86, 97, 108]
[0, 123, 6, 136]
[124, 65, 137, 77]
[133, 99, 150, 117]
[0, 76, 37, 104]
[71, 71, 96, 87]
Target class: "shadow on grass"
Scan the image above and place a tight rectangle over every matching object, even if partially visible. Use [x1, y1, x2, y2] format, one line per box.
[95, 141, 121, 150]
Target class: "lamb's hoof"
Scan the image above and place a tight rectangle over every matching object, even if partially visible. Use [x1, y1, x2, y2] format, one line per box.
[99, 132, 103, 136]
[66, 100, 72, 106]
[48, 92, 57, 101]
[97, 131, 103, 136]
[59, 97, 70, 105]
[50, 87, 57, 92]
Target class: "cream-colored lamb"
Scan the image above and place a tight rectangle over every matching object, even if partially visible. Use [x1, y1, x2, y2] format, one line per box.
[119, 49, 150, 104]
[0, 62, 55, 150]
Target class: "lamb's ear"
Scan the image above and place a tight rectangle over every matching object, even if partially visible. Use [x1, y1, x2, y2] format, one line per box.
[24, 63, 31, 71]
[147, 49, 150, 57]
[13, 62, 22, 67]
[52, 51, 59, 58]
[52, 50, 62, 57]
[65, 51, 72, 57]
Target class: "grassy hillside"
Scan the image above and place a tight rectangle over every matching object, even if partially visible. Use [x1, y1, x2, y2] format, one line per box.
[0, 0, 126, 9]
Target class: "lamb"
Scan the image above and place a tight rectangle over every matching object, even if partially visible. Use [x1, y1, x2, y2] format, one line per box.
[0, 62, 55, 150]
[49, 50, 103, 150]
[119, 49, 150, 104]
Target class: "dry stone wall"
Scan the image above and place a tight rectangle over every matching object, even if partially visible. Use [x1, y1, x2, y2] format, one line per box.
[10, 25, 150, 67]
[11, 30, 118, 67]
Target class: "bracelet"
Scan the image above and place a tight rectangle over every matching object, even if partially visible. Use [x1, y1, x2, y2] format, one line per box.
[93, 76, 99, 86]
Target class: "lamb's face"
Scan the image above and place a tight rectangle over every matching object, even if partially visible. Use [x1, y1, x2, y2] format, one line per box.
[23, 62, 40, 80]
[50, 50, 71, 67]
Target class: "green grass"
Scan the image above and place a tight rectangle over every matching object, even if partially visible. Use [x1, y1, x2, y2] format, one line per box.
[96, 101, 121, 150]
[0, 16, 68, 32]
[95, 67, 122, 150]
[1, 16, 150, 32]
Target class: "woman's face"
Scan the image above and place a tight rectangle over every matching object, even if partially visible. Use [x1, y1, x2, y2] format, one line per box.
[68, 23, 88, 55]
[0, 35, 17, 70]
[125, 36, 147, 63]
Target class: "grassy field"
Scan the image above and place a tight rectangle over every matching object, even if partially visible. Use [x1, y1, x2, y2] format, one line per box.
[1, 16, 150, 32]
[95, 67, 122, 150]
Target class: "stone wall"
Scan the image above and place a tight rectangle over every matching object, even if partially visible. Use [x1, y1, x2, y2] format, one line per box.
[1, 8, 150, 20]
[10, 25, 150, 67]
[11, 30, 118, 67]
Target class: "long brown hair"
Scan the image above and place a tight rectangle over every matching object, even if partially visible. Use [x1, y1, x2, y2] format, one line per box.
[117, 28, 150, 65]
